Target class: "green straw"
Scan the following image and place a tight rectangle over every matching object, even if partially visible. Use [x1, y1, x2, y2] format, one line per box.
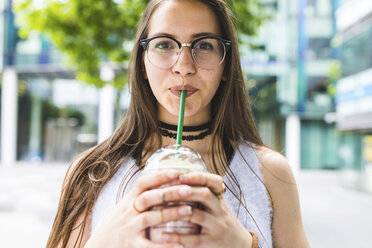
[176, 90, 186, 148]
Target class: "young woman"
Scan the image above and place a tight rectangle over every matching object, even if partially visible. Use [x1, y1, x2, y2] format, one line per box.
[47, 0, 310, 247]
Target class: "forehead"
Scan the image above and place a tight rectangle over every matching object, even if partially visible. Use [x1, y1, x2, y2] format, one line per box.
[147, 0, 221, 39]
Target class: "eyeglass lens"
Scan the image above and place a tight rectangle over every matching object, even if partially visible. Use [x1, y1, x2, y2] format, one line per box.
[146, 37, 226, 69]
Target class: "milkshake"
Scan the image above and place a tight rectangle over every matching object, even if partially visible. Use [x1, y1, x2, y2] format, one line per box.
[144, 144, 207, 243]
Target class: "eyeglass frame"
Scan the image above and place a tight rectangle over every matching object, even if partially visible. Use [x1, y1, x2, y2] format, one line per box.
[139, 35, 232, 69]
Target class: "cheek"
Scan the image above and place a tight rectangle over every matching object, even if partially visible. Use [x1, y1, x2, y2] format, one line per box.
[145, 64, 167, 98]
[204, 71, 223, 101]
[144, 60, 156, 86]
[144, 57, 161, 80]
[207, 70, 224, 89]
[143, 55, 150, 79]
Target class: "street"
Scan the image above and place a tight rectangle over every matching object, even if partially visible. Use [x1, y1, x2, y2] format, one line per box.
[298, 170, 372, 247]
[1, 163, 372, 248]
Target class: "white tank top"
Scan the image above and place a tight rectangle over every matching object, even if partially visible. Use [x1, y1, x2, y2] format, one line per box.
[91, 142, 273, 247]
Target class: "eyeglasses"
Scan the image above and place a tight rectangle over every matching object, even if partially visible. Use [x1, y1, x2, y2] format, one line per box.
[140, 35, 231, 70]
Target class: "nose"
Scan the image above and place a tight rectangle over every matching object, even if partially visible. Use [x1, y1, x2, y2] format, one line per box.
[172, 47, 196, 76]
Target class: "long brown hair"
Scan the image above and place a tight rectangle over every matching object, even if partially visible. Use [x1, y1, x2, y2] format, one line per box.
[47, 0, 263, 247]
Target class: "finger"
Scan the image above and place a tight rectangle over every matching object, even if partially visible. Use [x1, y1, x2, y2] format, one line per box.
[140, 239, 184, 248]
[153, 185, 220, 213]
[162, 233, 206, 247]
[179, 186, 220, 213]
[186, 208, 216, 232]
[132, 170, 180, 195]
[134, 205, 193, 230]
[135, 185, 192, 211]
[179, 172, 224, 195]
[136, 185, 221, 214]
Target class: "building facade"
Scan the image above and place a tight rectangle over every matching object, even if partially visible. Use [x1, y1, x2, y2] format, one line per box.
[0, 0, 129, 165]
[242, 0, 339, 171]
[335, 0, 372, 193]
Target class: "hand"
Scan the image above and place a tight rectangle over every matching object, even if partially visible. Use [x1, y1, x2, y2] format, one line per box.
[157, 172, 253, 248]
[85, 170, 186, 248]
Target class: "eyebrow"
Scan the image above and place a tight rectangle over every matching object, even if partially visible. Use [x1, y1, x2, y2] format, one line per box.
[149, 32, 221, 39]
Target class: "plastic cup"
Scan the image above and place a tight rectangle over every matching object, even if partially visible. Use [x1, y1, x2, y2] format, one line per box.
[143, 144, 207, 243]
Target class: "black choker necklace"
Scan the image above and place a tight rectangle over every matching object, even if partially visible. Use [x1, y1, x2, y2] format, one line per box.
[159, 121, 212, 141]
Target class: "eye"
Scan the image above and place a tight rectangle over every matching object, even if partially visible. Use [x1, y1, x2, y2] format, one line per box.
[154, 41, 174, 50]
[195, 42, 214, 51]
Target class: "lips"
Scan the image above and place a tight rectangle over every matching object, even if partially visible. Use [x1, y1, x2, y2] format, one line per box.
[169, 85, 198, 97]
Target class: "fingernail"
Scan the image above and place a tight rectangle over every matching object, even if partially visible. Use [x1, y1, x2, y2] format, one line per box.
[162, 233, 170, 241]
[173, 245, 183, 248]
[179, 174, 190, 180]
[178, 206, 192, 216]
[166, 170, 178, 179]
[178, 186, 191, 196]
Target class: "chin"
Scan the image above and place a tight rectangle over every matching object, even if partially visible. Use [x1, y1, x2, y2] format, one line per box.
[167, 107, 183, 119]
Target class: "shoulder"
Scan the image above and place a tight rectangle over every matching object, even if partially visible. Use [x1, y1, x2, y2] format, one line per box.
[255, 146, 310, 247]
[64, 147, 94, 182]
[254, 145, 297, 206]
[255, 146, 296, 185]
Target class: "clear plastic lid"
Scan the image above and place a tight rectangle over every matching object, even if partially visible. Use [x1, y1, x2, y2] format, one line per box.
[144, 144, 207, 174]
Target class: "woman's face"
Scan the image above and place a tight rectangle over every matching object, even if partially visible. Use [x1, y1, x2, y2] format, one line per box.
[144, 0, 225, 126]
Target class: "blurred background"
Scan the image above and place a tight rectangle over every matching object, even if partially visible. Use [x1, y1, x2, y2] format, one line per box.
[0, 0, 372, 247]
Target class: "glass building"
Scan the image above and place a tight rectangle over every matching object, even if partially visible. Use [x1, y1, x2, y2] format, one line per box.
[1, 0, 130, 164]
[242, 0, 339, 170]
[335, 0, 372, 193]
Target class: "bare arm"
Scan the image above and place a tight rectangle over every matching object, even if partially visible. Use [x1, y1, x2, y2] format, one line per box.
[64, 212, 91, 248]
[257, 147, 310, 248]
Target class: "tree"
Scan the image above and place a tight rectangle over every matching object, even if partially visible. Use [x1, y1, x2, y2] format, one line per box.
[13, 0, 268, 89]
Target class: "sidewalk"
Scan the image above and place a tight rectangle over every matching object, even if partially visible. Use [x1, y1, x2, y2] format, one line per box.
[0, 163, 68, 248]
[1, 163, 372, 248]
[298, 170, 372, 248]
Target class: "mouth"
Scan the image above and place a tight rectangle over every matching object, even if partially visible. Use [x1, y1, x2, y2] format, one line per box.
[169, 85, 198, 97]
